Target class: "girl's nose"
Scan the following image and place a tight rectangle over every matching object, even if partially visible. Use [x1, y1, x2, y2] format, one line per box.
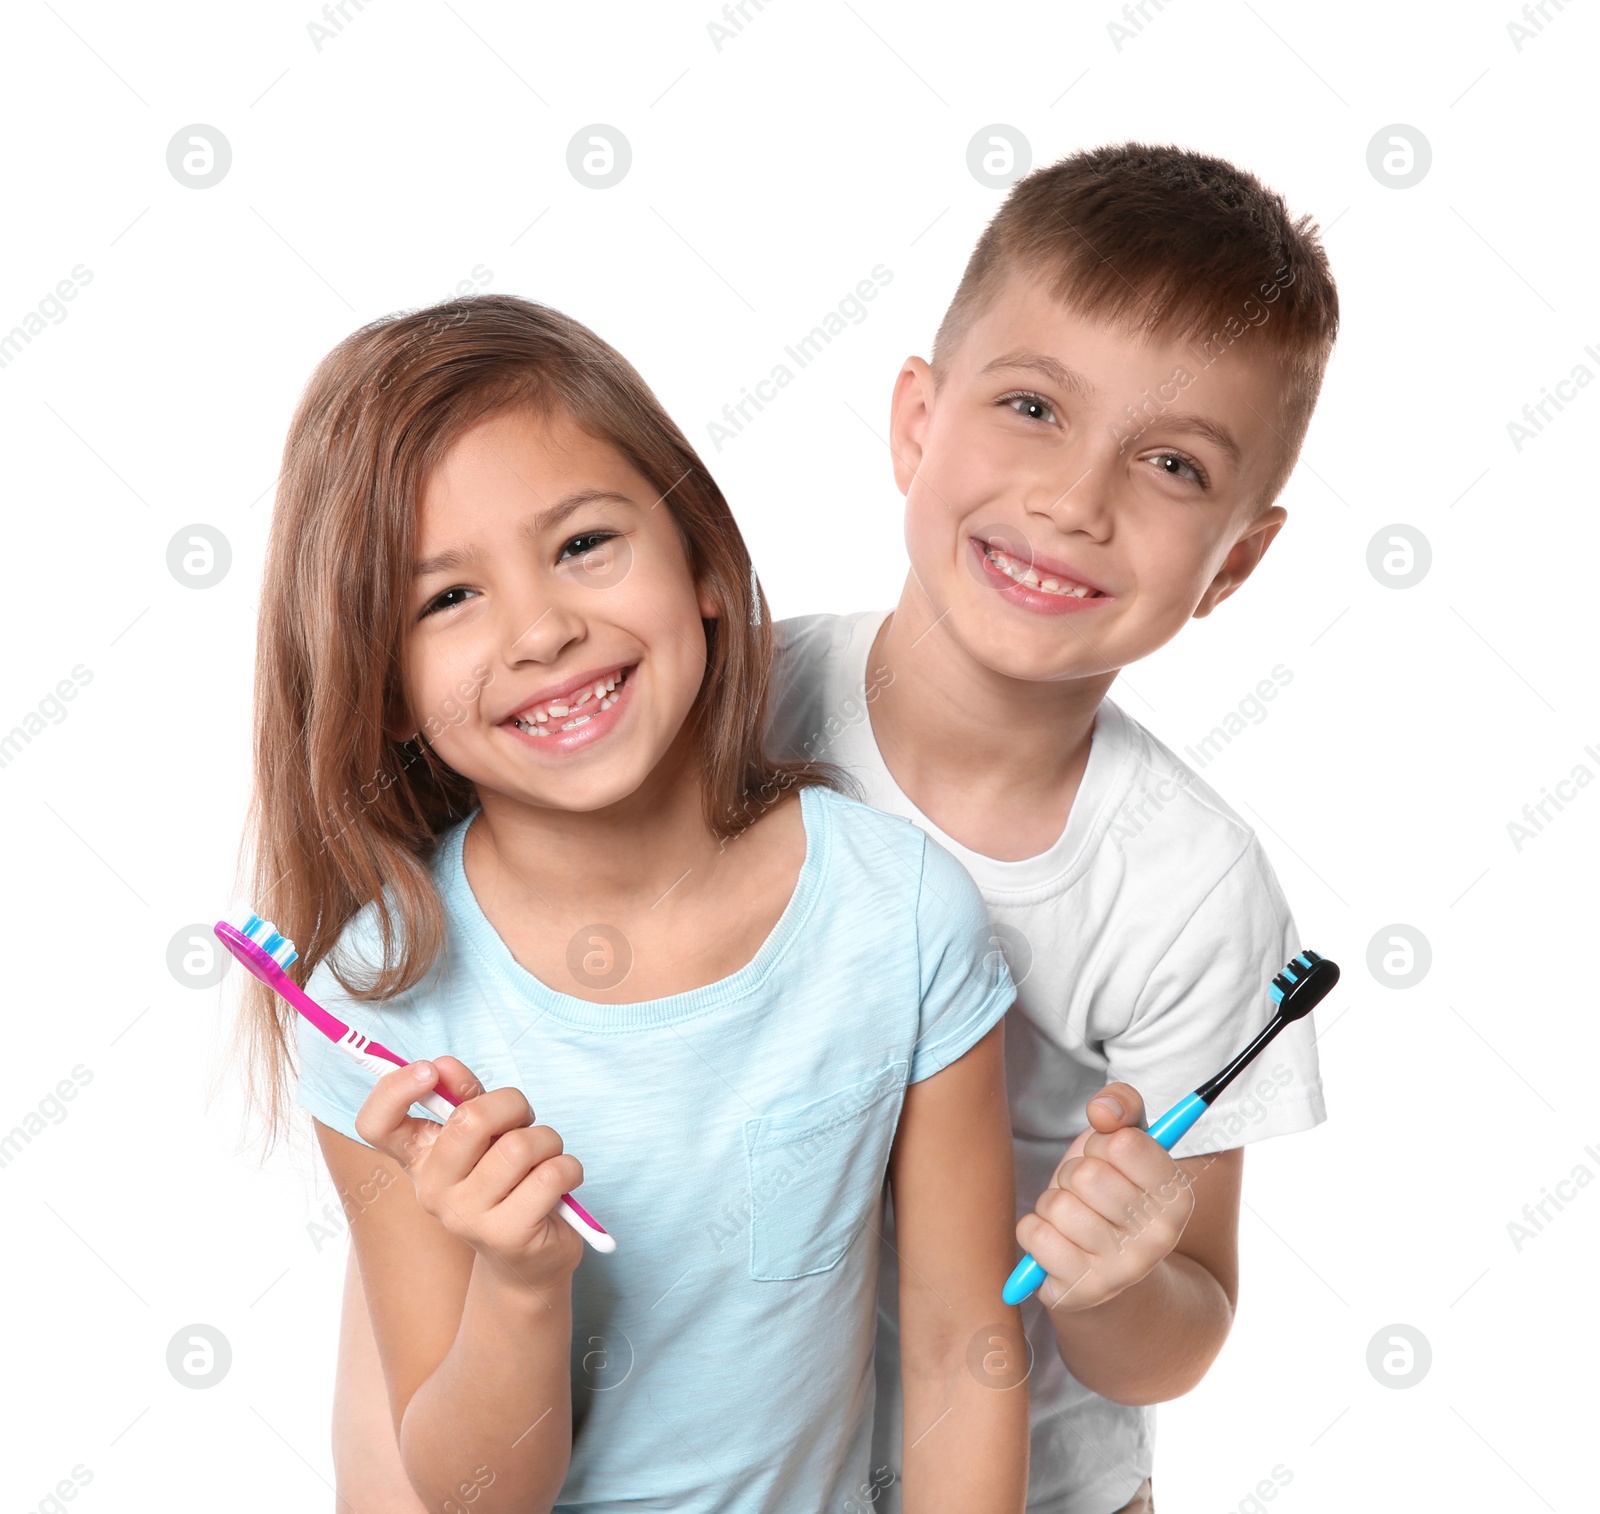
[502, 589, 585, 666]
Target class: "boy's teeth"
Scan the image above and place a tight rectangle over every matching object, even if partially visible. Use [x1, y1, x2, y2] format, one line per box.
[561, 715, 590, 731]
[985, 547, 1099, 599]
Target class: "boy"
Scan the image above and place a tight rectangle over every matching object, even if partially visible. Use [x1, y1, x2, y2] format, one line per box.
[325, 142, 1335, 1512]
[767, 141, 1336, 1513]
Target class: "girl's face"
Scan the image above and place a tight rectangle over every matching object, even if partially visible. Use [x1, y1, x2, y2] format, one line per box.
[396, 407, 716, 817]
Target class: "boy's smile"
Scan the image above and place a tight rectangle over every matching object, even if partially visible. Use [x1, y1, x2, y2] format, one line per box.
[890, 273, 1293, 687]
[972, 536, 1112, 614]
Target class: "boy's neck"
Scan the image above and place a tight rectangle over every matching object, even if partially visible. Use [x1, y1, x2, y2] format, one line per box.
[868, 579, 1116, 862]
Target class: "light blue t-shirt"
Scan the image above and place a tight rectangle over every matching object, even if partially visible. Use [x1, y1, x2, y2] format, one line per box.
[295, 782, 1014, 1512]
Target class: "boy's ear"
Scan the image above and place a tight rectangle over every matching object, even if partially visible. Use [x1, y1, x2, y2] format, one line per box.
[1193, 506, 1287, 619]
[888, 357, 937, 497]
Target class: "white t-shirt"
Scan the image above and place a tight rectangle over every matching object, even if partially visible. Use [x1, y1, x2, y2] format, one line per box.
[768, 610, 1328, 1514]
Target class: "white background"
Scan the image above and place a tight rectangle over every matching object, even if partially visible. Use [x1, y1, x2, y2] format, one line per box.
[2, 2, 1594, 1510]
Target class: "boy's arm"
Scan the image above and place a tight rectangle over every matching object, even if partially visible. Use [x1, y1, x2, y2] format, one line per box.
[891, 1020, 1029, 1513]
[1017, 1083, 1241, 1406]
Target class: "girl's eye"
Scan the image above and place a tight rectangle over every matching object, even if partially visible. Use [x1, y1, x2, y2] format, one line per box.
[1001, 391, 1058, 425]
[1150, 451, 1209, 488]
[558, 531, 619, 564]
[420, 585, 475, 618]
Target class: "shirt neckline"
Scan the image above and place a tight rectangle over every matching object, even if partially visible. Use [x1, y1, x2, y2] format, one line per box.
[442, 783, 832, 1030]
[843, 607, 1135, 899]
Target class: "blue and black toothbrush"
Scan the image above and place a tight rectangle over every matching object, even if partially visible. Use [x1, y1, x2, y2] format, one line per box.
[1001, 949, 1340, 1306]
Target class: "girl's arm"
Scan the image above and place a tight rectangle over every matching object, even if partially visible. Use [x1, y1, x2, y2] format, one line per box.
[890, 1019, 1028, 1512]
[333, 1244, 429, 1511]
[313, 1055, 584, 1512]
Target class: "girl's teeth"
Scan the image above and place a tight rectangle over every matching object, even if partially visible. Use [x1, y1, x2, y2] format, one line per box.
[513, 669, 629, 732]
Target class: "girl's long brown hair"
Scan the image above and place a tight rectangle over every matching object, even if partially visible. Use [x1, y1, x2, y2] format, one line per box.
[235, 294, 832, 1154]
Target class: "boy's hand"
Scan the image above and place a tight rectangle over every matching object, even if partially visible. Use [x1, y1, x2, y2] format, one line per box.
[1016, 1082, 1196, 1313]
[355, 1055, 585, 1291]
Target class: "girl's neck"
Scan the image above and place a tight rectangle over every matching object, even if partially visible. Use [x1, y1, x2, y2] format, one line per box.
[464, 729, 721, 919]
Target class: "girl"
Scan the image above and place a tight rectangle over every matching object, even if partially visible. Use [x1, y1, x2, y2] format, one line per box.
[237, 294, 1027, 1512]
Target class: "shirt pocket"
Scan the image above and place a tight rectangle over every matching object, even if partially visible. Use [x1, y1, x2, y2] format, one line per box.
[743, 1060, 909, 1281]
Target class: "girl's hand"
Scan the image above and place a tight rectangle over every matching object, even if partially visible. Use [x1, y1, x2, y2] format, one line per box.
[1016, 1081, 1196, 1313]
[354, 1055, 586, 1292]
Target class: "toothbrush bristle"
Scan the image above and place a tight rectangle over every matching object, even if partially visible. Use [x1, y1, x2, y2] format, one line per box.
[1269, 948, 1328, 1004]
[230, 908, 298, 969]
[1269, 948, 1338, 1018]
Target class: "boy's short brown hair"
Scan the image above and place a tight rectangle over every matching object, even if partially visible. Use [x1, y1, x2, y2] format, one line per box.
[932, 141, 1340, 508]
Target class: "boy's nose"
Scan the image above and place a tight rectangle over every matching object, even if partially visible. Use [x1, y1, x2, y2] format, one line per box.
[1027, 463, 1114, 540]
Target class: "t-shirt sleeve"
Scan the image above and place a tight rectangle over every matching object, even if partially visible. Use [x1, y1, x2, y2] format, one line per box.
[293, 955, 383, 1148]
[909, 833, 1017, 1084]
[292, 911, 431, 1150]
[1102, 836, 1327, 1155]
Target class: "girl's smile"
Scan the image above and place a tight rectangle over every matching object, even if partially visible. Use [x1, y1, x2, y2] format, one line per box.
[501, 661, 637, 755]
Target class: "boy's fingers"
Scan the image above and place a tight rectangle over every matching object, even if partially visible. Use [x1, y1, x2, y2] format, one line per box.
[1050, 1155, 1151, 1235]
[1085, 1082, 1146, 1131]
[1053, 1083, 1147, 1174]
[1016, 1214, 1097, 1303]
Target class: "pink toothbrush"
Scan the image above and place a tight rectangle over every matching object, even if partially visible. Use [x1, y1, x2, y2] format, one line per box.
[216, 909, 616, 1254]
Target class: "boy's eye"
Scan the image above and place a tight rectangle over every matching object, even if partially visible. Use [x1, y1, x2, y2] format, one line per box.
[420, 585, 475, 618]
[1001, 391, 1058, 425]
[1150, 451, 1208, 488]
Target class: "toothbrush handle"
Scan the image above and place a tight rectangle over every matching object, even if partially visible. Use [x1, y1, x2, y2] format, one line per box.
[1145, 1090, 1209, 1150]
[344, 1042, 459, 1122]
[340, 1041, 615, 1254]
[1001, 1091, 1211, 1305]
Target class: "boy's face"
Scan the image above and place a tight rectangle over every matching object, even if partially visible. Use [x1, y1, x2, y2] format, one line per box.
[890, 273, 1292, 685]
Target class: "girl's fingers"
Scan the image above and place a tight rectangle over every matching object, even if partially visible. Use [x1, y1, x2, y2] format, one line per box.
[423, 1084, 537, 1190]
[503, 1151, 586, 1232]
[461, 1123, 568, 1211]
[354, 1061, 454, 1167]
[428, 1054, 490, 1103]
